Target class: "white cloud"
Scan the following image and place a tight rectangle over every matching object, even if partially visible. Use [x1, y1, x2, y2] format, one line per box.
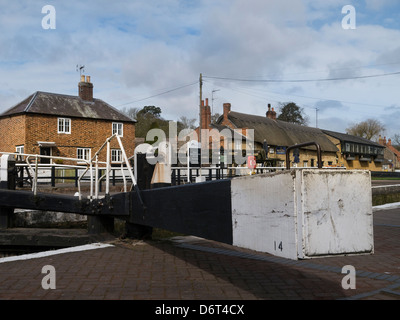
[0, 0, 399, 135]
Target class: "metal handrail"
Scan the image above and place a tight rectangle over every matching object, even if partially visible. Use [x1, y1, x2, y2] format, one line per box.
[286, 142, 322, 170]
[0, 135, 142, 203]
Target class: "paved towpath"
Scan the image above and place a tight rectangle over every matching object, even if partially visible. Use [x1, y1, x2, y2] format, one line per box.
[0, 206, 399, 301]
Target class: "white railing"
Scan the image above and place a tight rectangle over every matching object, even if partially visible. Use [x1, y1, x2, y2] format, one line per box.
[0, 134, 138, 200]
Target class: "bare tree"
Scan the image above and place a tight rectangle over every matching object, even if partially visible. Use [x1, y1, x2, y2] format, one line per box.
[211, 113, 221, 124]
[392, 133, 400, 145]
[346, 119, 385, 141]
[177, 116, 197, 131]
[392, 134, 400, 151]
[120, 106, 139, 120]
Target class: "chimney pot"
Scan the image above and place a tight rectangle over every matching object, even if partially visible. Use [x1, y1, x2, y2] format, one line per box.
[78, 75, 94, 101]
[266, 104, 277, 120]
[223, 103, 231, 121]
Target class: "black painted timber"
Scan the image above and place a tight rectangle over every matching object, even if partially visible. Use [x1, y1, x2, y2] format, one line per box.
[0, 179, 234, 244]
[0, 189, 130, 217]
[128, 179, 233, 245]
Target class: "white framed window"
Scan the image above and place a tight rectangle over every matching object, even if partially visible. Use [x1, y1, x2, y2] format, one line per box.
[16, 145, 25, 161]
[16, 145, 24, 154]
[58, 118, 71, 134]
[112, 122, 123, 137]
[111, 149, 122, 163]
[77, 148, 91, 161]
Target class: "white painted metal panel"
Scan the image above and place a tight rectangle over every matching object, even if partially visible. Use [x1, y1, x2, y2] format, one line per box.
[231, 169, 374, 260]
[0, 154, 14, 182]
[299, 170, 373, 258]
[231, 171, 298, 260]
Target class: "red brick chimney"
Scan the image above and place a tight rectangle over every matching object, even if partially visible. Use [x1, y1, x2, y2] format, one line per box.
[266, 104, 276, 120]
[78, 75, 93, 102]
[223, 103, 231, 122]
[200, 98, 211, 130]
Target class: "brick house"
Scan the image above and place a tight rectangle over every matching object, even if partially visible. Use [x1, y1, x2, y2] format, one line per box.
[194, 98, 250, 165]
[0, 76, 136, 165]
[378, 136, 400, 170]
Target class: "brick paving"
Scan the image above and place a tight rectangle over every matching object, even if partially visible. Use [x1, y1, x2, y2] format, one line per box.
[0, 207, 399, 301]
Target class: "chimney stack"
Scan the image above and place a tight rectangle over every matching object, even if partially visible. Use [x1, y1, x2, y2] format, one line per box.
[78, 75, 94, 102]
[223, 103, 231, 122]
[266, 103, 276, 120]
[200, 98, 211, 130]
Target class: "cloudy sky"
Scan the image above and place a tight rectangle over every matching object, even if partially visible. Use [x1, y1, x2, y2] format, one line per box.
[1, 0, 400, 139]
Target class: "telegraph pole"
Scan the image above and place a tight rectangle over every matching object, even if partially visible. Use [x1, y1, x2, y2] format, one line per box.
[199, 73, 203, 144]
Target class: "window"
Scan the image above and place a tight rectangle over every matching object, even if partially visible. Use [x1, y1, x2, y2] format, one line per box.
[111, 149, 122, 163]
[58, 118, 71, 134]
[16, 145, 24, 154]
[112, 122, 123, 137]
[16, 145, 24, 161]
[77, 148, 91, 161]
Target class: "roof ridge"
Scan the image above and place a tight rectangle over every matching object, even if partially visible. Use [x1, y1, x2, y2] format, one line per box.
[23, 91, 39, 112]
[97, 98, 136, 122]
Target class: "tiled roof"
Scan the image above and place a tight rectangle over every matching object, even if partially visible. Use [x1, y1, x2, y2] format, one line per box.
[0, 91, 135, 122]
[322, 130, 383, 148]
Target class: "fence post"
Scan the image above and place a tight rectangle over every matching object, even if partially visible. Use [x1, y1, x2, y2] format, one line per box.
[124, 152, 154, 240]
[75, 168, 78, 187]
[0, 154, 16, 228]
[171, 169, 176, 186]
[18, 165, 24, 187]
[51, 166, 56, 187]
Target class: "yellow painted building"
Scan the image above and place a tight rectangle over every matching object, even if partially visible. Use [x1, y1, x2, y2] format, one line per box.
[322, 130, 384, 170]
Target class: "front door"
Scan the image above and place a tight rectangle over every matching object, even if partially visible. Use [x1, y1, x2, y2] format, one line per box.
[40, 147, 51, 164]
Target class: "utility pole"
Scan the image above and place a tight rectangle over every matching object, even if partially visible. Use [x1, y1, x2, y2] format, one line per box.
[199, 73, 203, 144]
[199, 73, 203, 177]
[315, 107, 319, 128]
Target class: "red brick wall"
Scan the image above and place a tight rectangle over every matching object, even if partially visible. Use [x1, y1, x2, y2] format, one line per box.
[0, 115, 26, 152]
[0, 114, 135, 163]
